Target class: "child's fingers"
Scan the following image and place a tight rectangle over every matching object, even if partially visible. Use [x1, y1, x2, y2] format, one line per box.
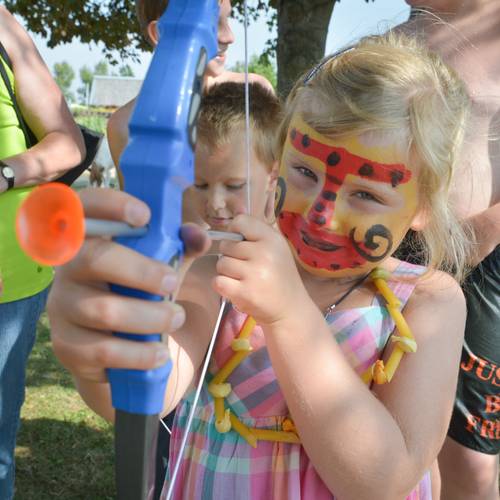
[64, 237, 179, 297]
[218, 239, 253, 260]
[227, 214, 267, 242]
[212, 274, 242, 301]
[80, 187, 151, 227]
[215, 255, 245, 281]
[51, 281, 185, 335]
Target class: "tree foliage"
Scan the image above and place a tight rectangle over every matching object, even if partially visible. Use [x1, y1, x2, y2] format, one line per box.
[119, 64, 135, 77]
[7, 0, 144, 62]
[231, 54, 277, 90]
[94, 60, 109, 76]
[77, 64, 93, 104]
[53, 61, 75, 102]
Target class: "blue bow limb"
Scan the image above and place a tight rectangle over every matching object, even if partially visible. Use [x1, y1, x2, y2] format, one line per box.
[107, 2, 219, 498]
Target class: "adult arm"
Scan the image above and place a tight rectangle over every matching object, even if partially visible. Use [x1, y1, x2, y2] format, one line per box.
[0, 7, 84, 192]
[467, 202, 500, 265]
[107, 98, 135, 168]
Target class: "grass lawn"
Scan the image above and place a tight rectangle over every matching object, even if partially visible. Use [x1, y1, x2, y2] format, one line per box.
[15, 313, 115, 499]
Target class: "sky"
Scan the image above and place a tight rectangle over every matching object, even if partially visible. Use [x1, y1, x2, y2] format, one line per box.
[26, 0, 410, 91]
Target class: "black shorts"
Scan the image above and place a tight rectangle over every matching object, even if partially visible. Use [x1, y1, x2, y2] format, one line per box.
[447, 246, 500, 455]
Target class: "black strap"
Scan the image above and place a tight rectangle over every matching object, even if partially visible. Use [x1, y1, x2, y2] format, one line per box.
[0, 39, 13, 69]
[0, 40, 37, 147]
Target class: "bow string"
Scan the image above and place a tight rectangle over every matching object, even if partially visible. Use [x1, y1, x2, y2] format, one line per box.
[165, 1, 252, 498]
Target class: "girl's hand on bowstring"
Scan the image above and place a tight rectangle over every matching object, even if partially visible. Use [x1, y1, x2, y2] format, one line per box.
[214, 214, 309, 326]
[48, 187, 211, 386]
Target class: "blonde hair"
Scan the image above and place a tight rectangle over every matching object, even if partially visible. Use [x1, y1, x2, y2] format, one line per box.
[197, 81, 282, 169]
[277, 32, 472, 282]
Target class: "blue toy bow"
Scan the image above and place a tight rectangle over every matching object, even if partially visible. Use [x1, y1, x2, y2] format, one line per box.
[109, 2, 219, 498]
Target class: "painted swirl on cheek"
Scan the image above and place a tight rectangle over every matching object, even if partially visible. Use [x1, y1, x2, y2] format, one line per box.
[349, 224, 393, 262]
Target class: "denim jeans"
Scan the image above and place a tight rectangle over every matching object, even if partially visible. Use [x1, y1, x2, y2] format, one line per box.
[0, 287, 49, 500]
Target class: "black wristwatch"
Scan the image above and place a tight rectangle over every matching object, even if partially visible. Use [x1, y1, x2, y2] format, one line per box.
[0, 161, 15, 190]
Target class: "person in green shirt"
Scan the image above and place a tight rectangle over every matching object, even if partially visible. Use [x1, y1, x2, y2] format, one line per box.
[0, 7, 85, 499]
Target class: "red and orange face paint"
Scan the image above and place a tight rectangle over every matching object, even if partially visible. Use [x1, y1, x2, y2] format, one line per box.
[276, 115, 420, 278]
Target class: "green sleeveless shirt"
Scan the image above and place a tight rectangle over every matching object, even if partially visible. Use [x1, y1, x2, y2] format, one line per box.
[0, 56, 53, 303]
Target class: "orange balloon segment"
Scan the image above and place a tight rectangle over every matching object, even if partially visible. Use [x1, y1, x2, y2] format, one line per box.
[16, 183, 85, 266]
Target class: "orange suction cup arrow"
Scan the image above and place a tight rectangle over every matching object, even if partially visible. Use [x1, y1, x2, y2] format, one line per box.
[16, 183, 85, 266]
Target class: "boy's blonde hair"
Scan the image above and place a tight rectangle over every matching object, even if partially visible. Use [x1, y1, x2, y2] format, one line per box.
[277, 32, 472, 281]
[197, 81, 282, 169]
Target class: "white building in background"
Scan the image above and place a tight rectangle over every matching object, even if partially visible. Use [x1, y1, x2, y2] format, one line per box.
[89, 75, 143, 108]
[79, 76, 143, 188]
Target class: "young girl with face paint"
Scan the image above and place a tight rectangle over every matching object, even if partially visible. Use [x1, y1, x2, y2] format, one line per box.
[48, 32, 471, 499]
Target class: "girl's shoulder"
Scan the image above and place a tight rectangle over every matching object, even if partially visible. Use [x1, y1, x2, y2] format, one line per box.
[395, 262, 466, 325]
[387, 258, 465, 314]
[381, 261, 466, 361]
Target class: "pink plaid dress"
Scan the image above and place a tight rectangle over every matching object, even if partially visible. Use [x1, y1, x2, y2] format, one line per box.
[162, 261, 432, 499]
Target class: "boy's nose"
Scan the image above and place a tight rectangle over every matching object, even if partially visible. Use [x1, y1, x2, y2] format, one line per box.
[208, 187, 226, 210]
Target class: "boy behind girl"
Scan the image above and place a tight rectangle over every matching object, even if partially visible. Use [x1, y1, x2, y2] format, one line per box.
[154, 80, 281, 497]
[187, 80, 281, 230]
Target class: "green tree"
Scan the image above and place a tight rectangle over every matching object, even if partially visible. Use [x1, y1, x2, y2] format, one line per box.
[77, 65, 94, 104]
[119, 64, 135, 77]
[80, 65, 93, 87]
[94, 60, 109, 76]
[53, 61, 75, 103]
[231, 55, 277, 91]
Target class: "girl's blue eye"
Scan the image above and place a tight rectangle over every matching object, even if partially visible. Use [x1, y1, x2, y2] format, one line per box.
[194, 183, 208, 190]
[353, 191, 380, 202]
[293, 166, 318, 182]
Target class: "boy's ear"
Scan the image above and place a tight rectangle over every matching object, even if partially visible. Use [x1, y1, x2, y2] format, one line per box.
[264, 161, 280, 222]
[147, 21, 160, 46]
[410, 207, 428, 232]
[267, 160, 279, 191]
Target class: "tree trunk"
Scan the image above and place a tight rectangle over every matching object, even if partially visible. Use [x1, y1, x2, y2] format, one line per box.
[276, 0, 337, 98]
